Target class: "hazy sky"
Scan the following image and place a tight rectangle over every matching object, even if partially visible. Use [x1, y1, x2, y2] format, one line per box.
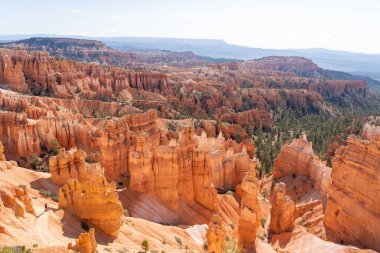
[1, 0, 380, 54]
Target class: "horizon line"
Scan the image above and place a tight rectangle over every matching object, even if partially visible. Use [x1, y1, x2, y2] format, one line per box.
[0, 33, 380, 56]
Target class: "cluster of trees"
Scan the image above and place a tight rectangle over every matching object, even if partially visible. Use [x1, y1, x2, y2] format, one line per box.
[29, 139, 60, 173]
[254, 108, 368, 174]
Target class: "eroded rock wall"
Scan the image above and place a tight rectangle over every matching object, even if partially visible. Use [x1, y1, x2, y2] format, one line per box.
[273, 134, 331, 197]
[49, 148, 103, 186]
[0, 49, 168, 98]
[324, 126, 380, 251]
[58, 176, 123, 236]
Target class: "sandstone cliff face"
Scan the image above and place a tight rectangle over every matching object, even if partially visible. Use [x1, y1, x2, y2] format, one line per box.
[68, 228, 98, 253]
[238, 164, 261, 251]
[206, 214, 226, 253]
[0, 49, 168, 98]
[59, 176, 123, 236]
[273, 134, 331, 197]
[324, 126, 380, 251]
[0, 94, 158, 181]
[0, 51, 27, 92]
[270, 182, 295, 234]
[126, 128, 251, 213]
[49, 148, 103, 186]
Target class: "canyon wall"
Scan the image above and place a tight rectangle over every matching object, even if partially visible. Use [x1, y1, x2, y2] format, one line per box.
[49, 148, 103, 186]
[324, 125, 380, 251]
[273, 134, 331, 197]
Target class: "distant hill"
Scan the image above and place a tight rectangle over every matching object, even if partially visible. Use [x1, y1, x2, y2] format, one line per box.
[0, 35, 379, 77]
[0, 37, 211, 68]
[2, 37, 110, 50]
[1, 34, 379, 88]
[100, 37, 380, 81]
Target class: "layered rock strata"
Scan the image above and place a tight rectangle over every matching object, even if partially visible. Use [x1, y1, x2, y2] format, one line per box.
[324, 125, 380, 251]
[127, 128, 251, 212]
[58, 176, 123, 236]
[49, 148, 103, 186]
[0, 49, 168, 98]
[219, 109, 273, 130]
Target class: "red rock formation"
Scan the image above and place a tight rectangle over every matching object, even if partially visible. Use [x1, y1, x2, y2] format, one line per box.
[0, 85, 255, 219]
[0, 50, 27, 92]
[126, 128, 252, 213]
[0, 104, 158, 180]
[0, 140, 5, 161]
[14, 187, 36, 216]
[192, 149, 220, 212]
[58, 176, 123, 236]
[2, 37, 206, 68]
[0, 224, 7, 234]
[219, 109, 273, 130]
[270, 182, 295, 234]
[324, 126, 380, 251]
[273, 134, 331, 197]
[0, 88, 141, 119]
[244, 56, 368, 96]
[0, 186, 35, 217]
[0, 49, 168, 98]
[206, 214, 226, 253]
[49, 148, 103, 186]
[238, 164, 261, 251]
[68, 228, 97, 253]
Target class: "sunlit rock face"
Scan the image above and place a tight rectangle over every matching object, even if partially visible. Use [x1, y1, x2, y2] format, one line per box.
[206, 214, 226, 253]
[68, 228, 97, 253]
[0, 49, 168, 97]
[270, 182, 295, 234]
[324, 125, 380, 252]
[49, 147, 103, 186]
[273, 134, 331, 197]
[237, 164, 261, 251]
[58, 176, 123, 237]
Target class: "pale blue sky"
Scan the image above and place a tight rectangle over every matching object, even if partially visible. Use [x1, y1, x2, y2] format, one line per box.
[1, 0, 379, 53]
